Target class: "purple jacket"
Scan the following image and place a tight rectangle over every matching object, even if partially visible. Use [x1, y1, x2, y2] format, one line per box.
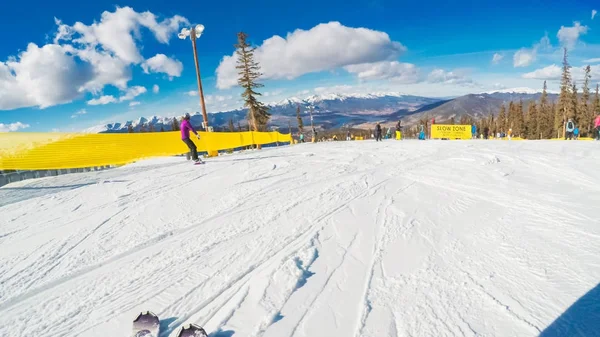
[180, 119, 198, 139]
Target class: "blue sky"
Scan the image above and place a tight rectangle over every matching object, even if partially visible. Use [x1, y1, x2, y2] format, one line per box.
[1, 0, 599, 132]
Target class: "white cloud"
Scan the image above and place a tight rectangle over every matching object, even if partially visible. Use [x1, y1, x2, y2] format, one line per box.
[583, 58, 600, 64]
[186, 90, 197, 96]
[557, 22, 589, 49]
[87, 95, 117, 105]
[522, 64, 562, 80]
[344, 61, 419, 83]
[153, 84, 160, 93]
[0, 43, 93, 110]
[522, 64, 600, 80]
[427, 69, 474, 86]
[215, 21, 406, 89]
[0, 7, 188, 111]
[205, 95, 233, 104]
[141, 54, 183, 78]
[592, 10, 597, 20]
[0, 122, 30, 132]
[119, 85, 147, 101]
[129, 101, 141, 107]
[71, 109, 88, 118]
[492, 53, 504, 64]
[513, 35, 551, 67]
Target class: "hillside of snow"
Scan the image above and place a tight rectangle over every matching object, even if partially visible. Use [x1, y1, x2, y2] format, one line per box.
[1, 141, 599, 337]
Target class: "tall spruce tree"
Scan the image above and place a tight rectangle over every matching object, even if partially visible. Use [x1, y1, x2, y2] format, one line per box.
[570, 82, 578, 124]
[497, 104, 507, 133]
[557, 48, 572, 137]
[581, 65, 593, 136]
[228, 119, 235, 132]
[526, 101, 538, 139]
[235, 32, 271, 132]
[538, 81, 553, 139]
[296, 104, 304, 132]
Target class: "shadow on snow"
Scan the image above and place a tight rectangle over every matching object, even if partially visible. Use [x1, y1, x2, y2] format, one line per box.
[539, 283, 600, 337]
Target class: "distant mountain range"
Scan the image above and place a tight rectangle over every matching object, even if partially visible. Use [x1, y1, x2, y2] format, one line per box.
[86, 88, 559, 133]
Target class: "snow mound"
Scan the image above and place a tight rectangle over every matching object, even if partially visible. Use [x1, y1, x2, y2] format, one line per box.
[1, 140, 599, 337]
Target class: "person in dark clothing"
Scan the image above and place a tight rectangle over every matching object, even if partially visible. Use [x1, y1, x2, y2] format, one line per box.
[180, 113, 202, 163]
[483, 127, 489, 139]
[375, 123, 382, 141]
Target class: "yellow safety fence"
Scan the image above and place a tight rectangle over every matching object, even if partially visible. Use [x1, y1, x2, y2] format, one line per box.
[0, 131, 292, 170]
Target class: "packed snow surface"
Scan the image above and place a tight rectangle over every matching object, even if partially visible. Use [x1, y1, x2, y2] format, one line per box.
[1, 140, 599, 337]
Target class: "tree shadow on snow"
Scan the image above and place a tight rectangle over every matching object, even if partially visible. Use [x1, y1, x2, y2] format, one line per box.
[539, 283, 600, 337]
[209, 329, 235, 337]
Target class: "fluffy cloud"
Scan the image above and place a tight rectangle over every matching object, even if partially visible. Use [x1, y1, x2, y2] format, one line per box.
[557, 22, 589, 49]
[142, 54, 183, 78]
[215, 21, 406, 89]
[344, 61, 419, 83]
[522, 64, 600, 80]
[592, 10, 597, 20]
[492, 53, 504, 64]
[513, 35, 551, 67]
[129, 101, 141, 107]
[0, 122, 30, 132]
[186, 90, 197, 96]
[0, 7, 188, 111]
[87, 95, 117, 105]
[522, 64, 562, 80]
[0, 43, 93, 110]
[119, 86, 147, 101]
[583, 58, 600, 64]
[153, 84, 160, 93]
[427, 69, 474, 85]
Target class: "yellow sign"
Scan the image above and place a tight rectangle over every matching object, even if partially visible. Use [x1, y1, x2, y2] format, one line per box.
[430, 124, 472, 139]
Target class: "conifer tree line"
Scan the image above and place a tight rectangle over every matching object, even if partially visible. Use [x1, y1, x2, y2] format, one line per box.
[473, 48, 600, 139]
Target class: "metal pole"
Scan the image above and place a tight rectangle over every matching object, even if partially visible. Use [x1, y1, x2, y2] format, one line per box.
[191, 28, 209, 130]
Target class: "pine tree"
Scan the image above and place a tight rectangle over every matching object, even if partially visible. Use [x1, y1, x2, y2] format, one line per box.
[557, 48, 573, 138]
[526, 101, 538, 139]
[449, 116, 455, 125]
[580, 65, 593, 137]
[538, 81, 553, 139]
[497, 104, 507, 134]
[570, 82, 578, 124]
[128, 124, 134, 133]
[172, 118, 180, 131]
[149, 123, 155, 132]
[296, 104, 304, 132]
[235, 32, 271, 132]
[160, 126, 165, 132]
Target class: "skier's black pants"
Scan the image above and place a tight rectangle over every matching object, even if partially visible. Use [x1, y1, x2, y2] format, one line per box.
[376, 133, 382, 141]
[182, 137, 198, 160]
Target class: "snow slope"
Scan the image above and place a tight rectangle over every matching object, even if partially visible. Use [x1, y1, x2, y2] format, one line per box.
[1, 140, 599, 337]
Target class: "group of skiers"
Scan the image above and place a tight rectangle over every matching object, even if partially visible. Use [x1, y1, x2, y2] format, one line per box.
[176, 113, 600, 163]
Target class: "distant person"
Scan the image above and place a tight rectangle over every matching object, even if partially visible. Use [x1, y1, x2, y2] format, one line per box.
[180, 113, 202, 163]
[375, 123, 382, 141]
[594, 115, 600, 140]
[347, 130, 351, 141]
[395, 120, 403, 140]
[483, 127, 489, 140]
[299, 133, 305, 143]
[472, 124, 477, 139]
[573, 127, 579, 140]
[565, 119, 575, 140]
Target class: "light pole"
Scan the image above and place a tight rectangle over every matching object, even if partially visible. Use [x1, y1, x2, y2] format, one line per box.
[178, 24, 209, 131]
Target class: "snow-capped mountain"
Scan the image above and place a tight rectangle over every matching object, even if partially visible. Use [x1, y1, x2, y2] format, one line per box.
[85, 92, 441, 133]
[84, 89, 558, 133]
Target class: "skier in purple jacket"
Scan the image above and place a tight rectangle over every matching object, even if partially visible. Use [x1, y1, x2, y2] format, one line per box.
[180, 113, 202, 163]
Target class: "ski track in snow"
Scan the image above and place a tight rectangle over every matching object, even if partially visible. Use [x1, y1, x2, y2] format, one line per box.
[1, 140, 599, 337]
